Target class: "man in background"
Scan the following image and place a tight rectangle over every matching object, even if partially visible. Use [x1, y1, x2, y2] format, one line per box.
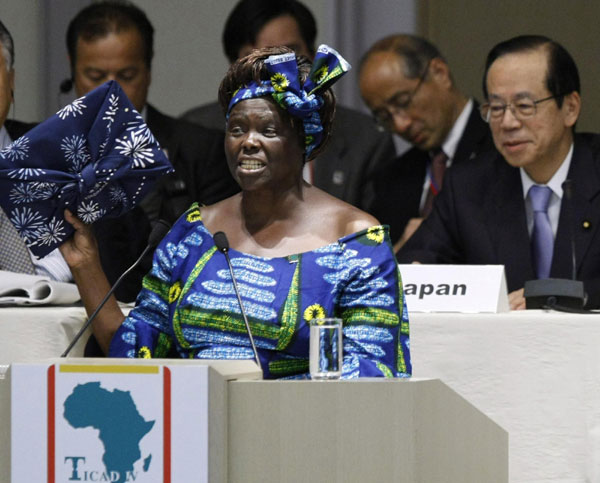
[65, 0, 238, 302]
[359, 34, 494, 249]
[182, 0, 396, 212]
[0, 19, 71, 282]
[398, 35, 600, 310]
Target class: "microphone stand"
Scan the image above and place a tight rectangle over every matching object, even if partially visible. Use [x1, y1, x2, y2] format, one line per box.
[61, 220, 171, 357]
[214, 231, 263, 374]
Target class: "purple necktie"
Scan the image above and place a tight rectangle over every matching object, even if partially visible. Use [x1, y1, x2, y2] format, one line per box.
[529, 185, 553, 279]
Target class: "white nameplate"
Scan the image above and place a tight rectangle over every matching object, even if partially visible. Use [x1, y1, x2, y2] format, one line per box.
[398, 264, 509, 313]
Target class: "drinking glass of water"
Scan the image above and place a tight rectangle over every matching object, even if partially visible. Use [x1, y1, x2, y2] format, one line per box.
[309, 317, 342, 380]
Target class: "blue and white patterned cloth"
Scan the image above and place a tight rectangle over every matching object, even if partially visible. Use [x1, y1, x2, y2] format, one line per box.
[227, 44, 351, 159]
[109, 203, 411, 380]
[0, 80, 173, 257]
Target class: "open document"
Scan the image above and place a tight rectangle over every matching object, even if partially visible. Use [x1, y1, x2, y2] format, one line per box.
[0, 270, 80, 305]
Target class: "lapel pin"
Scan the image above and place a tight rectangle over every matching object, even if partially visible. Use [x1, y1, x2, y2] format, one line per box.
[583, 220, 591, 229]
[332, 170, 344, 185]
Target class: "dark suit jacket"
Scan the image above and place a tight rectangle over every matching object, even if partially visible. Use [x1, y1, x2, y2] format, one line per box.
[398, 133, 600, 308]
[181, 101, 396, 211]
[94, 104, 238, 302]
[369, 103, 494, 244]
[5, 119, 37, 139]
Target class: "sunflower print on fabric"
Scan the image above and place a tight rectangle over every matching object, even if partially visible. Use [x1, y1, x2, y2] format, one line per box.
[304, 303, 327, 321]
[271, 72, 289, 92]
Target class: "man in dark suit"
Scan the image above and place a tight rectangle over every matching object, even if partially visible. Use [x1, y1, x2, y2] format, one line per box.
[181, 0, 396, 212]
[65, 1, 238, 302]
[0, 19, 73, 281]
[398, 36, 600, 310]
[359, 34, 494, 248]
[0, 19, 36, 170]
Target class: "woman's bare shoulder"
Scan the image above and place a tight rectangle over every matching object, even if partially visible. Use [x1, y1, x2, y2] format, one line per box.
[307, 188, 380, 237]
[199, 195, 240, 231]
[340, 204, 380, 234]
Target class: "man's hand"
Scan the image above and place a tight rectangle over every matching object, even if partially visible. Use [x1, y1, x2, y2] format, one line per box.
[509, 288, 526, 310]
[394, 217, 423, 253]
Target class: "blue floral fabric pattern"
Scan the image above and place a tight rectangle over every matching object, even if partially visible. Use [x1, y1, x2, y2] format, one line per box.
[227, 44, 351, 159]
[0, 80, 173, 257]
[109, 203, 411, 379]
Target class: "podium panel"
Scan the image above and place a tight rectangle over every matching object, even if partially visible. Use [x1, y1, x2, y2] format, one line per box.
[228, 378, 508, 482]
[2, 360, 506, 483]
[2, 358, 260, 483]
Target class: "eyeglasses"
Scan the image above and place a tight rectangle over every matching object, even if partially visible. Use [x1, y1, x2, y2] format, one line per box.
[372, 60, 431, 132]
[479, 94, 564, 123]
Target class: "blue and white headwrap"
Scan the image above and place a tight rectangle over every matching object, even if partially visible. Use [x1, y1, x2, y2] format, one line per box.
[227, 44, 351, 159]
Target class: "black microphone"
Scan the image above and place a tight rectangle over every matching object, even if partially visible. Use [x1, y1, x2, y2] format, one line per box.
[562, 179, 577, 280]
[213, 231, 263, 374]
[60, 78, 73, 94]
[61, 220, 171, 357]
[524, 179, 587, 312]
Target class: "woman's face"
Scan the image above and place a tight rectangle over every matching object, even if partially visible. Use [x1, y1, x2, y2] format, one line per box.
[225, 97, 304, 192]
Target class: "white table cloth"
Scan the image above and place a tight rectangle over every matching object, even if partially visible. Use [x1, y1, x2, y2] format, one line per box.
[3, 306, 600, 482]
[411, 310, 600, 483]
[0, 306, 89, 366]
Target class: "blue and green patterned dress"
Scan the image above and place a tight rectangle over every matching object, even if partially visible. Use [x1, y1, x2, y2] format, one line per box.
[109, 204, 411, 379]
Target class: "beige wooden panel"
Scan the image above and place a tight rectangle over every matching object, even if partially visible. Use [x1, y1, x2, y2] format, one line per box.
[228, 379, 508, 482]
[419, 0, 600, 132]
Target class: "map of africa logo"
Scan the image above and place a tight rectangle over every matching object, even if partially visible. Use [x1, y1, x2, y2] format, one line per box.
[63, 382, 155, 483]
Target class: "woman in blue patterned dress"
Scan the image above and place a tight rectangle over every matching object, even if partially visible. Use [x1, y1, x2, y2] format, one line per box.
[61, 45, 411, 379]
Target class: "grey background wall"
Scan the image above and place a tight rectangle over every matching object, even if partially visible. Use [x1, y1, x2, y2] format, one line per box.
[422, 0, 600, 133]
[2, 1, 598, 136]
[0, 0, 415, 123]
[2, 0, 598, 134]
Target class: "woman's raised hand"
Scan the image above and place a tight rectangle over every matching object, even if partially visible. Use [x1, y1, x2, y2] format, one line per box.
[59, 209, 101, 271]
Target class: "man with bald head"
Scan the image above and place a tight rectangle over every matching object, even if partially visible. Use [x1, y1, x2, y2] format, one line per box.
[359, 34, 494, 248]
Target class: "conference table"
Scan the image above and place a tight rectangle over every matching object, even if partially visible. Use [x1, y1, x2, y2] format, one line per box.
[0, 305, 92, 368]
[1, 305, 600, 483]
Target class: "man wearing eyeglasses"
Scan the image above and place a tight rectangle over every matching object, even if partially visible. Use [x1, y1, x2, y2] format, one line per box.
[359, 34, 494, 249]
[398, 35, 600, 310]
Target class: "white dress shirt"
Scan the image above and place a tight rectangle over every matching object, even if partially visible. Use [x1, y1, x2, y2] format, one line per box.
[419, 99, 474, 211]
[520, 143, 573, 238]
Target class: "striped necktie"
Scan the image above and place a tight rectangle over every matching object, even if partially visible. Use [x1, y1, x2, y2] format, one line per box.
[421, 148, 448, 217]
[0, 207, 35, 274]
